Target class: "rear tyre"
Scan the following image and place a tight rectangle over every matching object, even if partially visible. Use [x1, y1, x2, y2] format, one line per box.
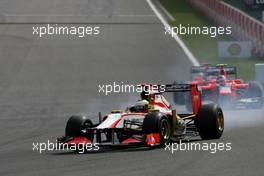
[65, 115, 94, 140]
[195, 104, 224, 140]
[142, 112, 171, 146]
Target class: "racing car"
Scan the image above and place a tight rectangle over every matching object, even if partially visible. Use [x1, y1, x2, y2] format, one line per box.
[186, 64, 263, 109]
[57, 84, 224, 152]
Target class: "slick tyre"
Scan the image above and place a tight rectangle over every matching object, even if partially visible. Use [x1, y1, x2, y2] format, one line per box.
[195, 104, 224, 140]
[143, 112, 171, 146]
[65, 115, 94, 140]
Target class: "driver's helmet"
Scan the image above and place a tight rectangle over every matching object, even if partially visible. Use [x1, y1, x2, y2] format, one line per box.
[131, 100, 149, 112]
[216, 75, 226, 85]
[140, 90, 149, 101]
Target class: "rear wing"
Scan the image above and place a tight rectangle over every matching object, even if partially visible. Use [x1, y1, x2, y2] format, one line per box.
[155, 84, 202, 114]
[191, 65, 210, 74]
[221, 66, 237, 75]
[141, 83, 193, 93]
[215, 65, 237, 79]
[160, 84, 192, 92]
[204, 67, 220, 76]
[190, 65, 215, 79]
[191, 65, 237, 78]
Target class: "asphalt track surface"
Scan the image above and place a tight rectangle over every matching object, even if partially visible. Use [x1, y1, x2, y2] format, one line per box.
[0, 0, 263, 176]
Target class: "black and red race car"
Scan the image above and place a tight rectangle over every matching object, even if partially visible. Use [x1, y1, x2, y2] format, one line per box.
[182, 64, 264, 109]
[57, 84, 224, 152]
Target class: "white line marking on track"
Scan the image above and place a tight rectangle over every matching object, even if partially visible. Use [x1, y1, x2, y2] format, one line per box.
[157, 1, 175, 21]
[146, 0, 200, 66]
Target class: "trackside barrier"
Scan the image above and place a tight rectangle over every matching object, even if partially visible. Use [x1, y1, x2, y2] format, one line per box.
[187, 0, 264, 58]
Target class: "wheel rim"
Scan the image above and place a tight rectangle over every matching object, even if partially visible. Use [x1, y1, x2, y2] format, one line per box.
[160, 119, 170, 140]
[216, 110, 224, 132]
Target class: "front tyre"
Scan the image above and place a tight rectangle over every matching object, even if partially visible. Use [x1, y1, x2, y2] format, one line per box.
[195, 104, 224, 140]
[159, 117, 171, 144]
[142, 112, 171, 146]
[65, 115, 94, 141]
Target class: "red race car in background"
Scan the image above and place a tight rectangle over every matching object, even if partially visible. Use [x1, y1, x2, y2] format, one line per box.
[185, 64, 263, 109]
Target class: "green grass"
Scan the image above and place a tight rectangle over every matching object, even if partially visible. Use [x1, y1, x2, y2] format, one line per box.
[159, 0, 264, 81]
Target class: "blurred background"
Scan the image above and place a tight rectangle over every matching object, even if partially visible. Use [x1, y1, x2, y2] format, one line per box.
[160, 0, 264, 82]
